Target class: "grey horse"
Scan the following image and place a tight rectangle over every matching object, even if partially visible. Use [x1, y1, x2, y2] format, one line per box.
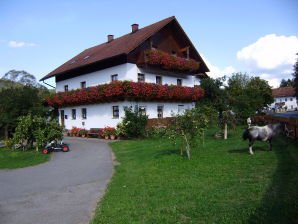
[242, 123, 283, 155]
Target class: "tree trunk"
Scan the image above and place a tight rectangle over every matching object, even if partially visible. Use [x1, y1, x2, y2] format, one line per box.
[224, 123, 228, 140]
[4, 125, 8, 140]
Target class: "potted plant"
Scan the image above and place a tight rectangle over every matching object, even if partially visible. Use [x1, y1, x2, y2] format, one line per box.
[78, 129, 87, 137]
[103, 126, 117, 140]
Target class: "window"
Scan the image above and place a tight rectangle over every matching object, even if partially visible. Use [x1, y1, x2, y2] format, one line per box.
[112, 106, 119, 118]
[285, 98, 287, 102]
[81, 108, 87, 119]
[138, 73, 145, 82]
[157, 105, 163, 118]
[83, 54, 92, 60]
[70, 59, 77, 65]
[177, 79, 182, 86]
[139, 106, 146, 115]
[172, 51, 177, 56]
[290, 98, 293, 101]
[64, 85, 68, 91]
[81, 81, 86, 88]
[72, 109, 76, 120]
[111, 74, 118, 81]
[156, 76, 162, 84]
[178, 105, 184, 114]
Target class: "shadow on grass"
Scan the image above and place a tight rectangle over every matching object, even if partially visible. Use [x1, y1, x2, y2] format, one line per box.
[247, 137, 298, 224]
[228, 146, 268, 154]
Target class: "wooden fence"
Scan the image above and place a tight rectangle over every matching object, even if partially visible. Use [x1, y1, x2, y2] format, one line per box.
[146, 117, 175, 129]
[252, 115, 298, 139]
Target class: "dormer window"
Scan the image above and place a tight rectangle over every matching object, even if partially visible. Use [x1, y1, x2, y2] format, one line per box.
[83, 54, 92, 60]
[172, 51, 177, 56]
[111, 74, 118, 81]
[81, 81, 86, 88]
[70, 59, 77, 65]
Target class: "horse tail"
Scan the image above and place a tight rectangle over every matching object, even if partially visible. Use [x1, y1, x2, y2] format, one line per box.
[242, 129, 250, 140]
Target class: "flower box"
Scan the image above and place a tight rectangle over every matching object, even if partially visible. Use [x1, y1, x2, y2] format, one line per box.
[45, 81, 204, 108]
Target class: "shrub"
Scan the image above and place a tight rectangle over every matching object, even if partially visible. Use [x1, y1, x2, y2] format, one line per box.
[117, 107, 148, 138]
[78, 129, 87, 136]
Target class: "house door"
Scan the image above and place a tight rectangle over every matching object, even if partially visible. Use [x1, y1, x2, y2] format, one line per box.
[60, 110, 65, 127]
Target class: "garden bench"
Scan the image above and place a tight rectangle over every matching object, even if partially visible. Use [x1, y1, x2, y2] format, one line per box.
[87, 128, 101, 138]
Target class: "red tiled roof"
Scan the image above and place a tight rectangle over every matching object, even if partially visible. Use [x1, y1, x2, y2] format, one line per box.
[41, 16, 177, 81]
[272, 86, 295, 97]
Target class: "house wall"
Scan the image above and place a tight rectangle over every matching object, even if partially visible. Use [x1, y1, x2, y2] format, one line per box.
[56, 63, 199, 92]
[269, 96, 298, 111]
[59, 101, 195, 130]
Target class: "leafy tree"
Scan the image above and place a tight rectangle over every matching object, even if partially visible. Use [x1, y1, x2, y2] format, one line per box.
[226, 73, 273, 121]
[0, 85, 51, 139]
[197, 77, 228, 113]
[12, 114, 63, 151]
[2, 70, 46, 89]
[280, 78, 294, 87]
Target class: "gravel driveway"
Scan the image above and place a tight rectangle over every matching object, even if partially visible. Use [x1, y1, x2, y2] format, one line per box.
[0, 137, 113, 224]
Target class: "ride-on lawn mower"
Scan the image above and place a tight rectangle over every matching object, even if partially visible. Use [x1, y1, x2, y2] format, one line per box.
[42, 139, 69, 154]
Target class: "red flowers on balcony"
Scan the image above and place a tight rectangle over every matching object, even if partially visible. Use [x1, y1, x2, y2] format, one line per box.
[45, 81, 204, 107]
[144, 49, 200, 72]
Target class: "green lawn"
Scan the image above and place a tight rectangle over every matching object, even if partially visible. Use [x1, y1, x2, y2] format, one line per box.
[91, 127, 298, 224]
[0, 147, 50, 169]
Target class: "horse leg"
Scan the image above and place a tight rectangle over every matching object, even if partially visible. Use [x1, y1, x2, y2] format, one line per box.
[268, 139, 272, 151]
[249, 140, 254, 155]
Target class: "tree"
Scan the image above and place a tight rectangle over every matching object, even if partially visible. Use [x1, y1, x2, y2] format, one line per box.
[293, 53, 298, 98]
[197, 77, 228, 113]
[0, 86, 51, 139]
[1, 70, 46, 89]
[226, 73, 273, 121]
[280, 78, 294, 87]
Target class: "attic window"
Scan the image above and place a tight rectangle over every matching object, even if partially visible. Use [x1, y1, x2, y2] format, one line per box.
[83, 55, 92, 60]
[69, 59, 77, 65]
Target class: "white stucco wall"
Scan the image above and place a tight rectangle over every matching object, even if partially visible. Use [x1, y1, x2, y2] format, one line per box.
[56, 63, 199, 92]
[269, 96, 298, 111]
[59, 101, 195, 129]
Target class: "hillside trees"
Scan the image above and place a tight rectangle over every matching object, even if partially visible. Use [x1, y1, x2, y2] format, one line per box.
[0, 71, 53, 139]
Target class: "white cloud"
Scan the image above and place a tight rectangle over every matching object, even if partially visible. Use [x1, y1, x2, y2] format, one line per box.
[236, 34, 298, 88]
[201, 54, 235, 79]
[237, 34, 298, 70]
[8, 41, 36, 48]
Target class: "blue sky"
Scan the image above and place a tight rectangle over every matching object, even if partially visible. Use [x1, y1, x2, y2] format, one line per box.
[0, 0, 297, 88]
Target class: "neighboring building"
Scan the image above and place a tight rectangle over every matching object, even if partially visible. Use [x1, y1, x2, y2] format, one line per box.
[41, 16, 209, 129]
[269, 86, 297, 111]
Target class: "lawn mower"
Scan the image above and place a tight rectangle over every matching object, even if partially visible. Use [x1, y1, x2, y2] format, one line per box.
[42, 139, 69, 154]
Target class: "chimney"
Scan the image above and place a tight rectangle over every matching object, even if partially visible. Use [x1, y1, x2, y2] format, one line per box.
[131, 24, 139, 33]
[107, 34, 114, 42]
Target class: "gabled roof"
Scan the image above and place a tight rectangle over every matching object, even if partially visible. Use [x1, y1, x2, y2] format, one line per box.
[272, 86, 295, 97]
[41, 16, 208, 81]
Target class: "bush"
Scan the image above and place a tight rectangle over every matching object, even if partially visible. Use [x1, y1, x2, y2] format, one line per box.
[117, 107, 148, 138]
[12, 114, 63, 151]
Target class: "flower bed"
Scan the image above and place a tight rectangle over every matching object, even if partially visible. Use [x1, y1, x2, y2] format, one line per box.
[144, 49, 200, 72]
[45, 81, 204, 107]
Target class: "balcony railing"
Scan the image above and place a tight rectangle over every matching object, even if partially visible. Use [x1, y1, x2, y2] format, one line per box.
[45, 81, 204, 107]
[137, 49, 200, 73]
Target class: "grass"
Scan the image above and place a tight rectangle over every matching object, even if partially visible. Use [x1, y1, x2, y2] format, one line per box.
[91, 127, 298, 224]
[0, 147, 50, 169]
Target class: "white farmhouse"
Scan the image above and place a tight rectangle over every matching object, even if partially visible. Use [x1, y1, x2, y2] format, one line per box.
[40, 16, 209, 130]
[269, 86, 297, 111]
